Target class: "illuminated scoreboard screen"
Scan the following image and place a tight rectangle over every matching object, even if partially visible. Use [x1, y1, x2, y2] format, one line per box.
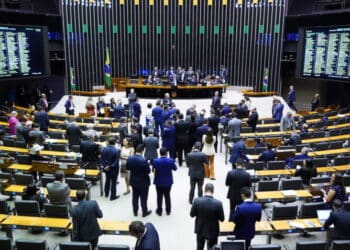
[0, 25, 49, 79]
[300, 27, 350, 80]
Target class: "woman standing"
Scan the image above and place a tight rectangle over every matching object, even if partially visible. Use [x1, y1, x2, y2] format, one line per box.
[120, 137, 134, 195]
[202, 128, 216, 180]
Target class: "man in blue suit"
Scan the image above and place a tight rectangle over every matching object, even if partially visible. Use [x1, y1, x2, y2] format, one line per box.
[258, 143, 276, 167]
[211, 91, 221, 112]
[272, 99, 284, 122]
[288, 84, 297, 112]
[162, 120, 176, 159]
[231, 187, 262, 250]
[129, 221, 160, 250]
[34, 105, 49, 132]
[152, 100, 163, 135]
[126, 144, 152, 217]
[64, 95, 75, 115]
[229, 138, 250, 168]
[153, 147, 177, 216]
[100, 138, 120, 200]
[195, 118, 210, 143]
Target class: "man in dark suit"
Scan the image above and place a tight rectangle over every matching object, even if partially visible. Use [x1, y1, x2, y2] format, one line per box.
[46, 170, 71, 208]
[272, 99, 284, 122]
[162, 120, 176, 159]
[323, 199, 350, 241]
[190, 183, 225, 250]
[66, 119, 83, 148]
[225, 159, 252, 220]
[116, 117, 129, 144]
[195, 118, 210, 143]
[71, 189, 103, 249]
[143, 130, 159, 164]
[231, 187, 262, 249]
[130, 125, 143, 150]
[128, 88, 137, 119]
[211, 91, 221, 112]
[258, 143, 276, 167]
[153, 147, 177, 216]
[288, 84, 297, 112]
[34, 105, 49, 132]
[126, 144, 152, 217]
[247, 107, 259, 132]
[100, 138, 120, 200]
[219, 65, 228, 83]
[64, 95, 75, 115]
[129, 221, 160, 250]
[229, 138, 250, 168]
[152, 100, 163, 135]
[174, 113, 190, 166]
[283, 132, 302, 146]
[208, 110, 220, 152]
[80, 135, 100, 170]
[186, 142, 208, 204]
[188, 114, 200, 150]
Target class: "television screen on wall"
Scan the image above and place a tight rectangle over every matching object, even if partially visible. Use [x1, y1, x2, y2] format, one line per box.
[0, 25, 50, 79]
[297, 26, 350, 81]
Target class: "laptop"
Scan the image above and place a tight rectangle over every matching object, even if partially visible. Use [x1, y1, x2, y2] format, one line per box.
[317, 209, 332, 223]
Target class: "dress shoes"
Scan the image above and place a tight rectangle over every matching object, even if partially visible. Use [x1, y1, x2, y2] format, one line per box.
[142, 210, 152, 217]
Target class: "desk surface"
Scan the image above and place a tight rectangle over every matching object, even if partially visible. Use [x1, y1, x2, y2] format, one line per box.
[220, 221, 273, 234]
[255, 169, 293, 177]
[98, 220, 130, 234]
[302, 134, 350, 144]
[308, 148, 350, 157]
[255, 190, 312, 201]
[271, 218, 322, 231]
[8, 164, 32, 171]
[1, 215, 71, 229]
[0, 146, 77, 158]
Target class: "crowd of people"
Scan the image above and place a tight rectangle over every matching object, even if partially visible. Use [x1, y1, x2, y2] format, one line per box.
[3, 84, 350, 250]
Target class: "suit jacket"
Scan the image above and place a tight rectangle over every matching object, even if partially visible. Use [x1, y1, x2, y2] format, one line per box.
[66, 123, 82, 146]
[131, 132, 143, 150]
[162, 126, 175, 150]
[324, 209, 350, 240]
[133, 102, 142, 118]
[229, 140, 249, 164]
[174, 119, 189, 143]
[247, 111, 259, 130]
[258, 150, 276, 164]
[34, 110, 49, 131]
[135, 223, 160, 250]
[211, 96, 221, 111]
[225, 168, 252, 201]
[273, 103, 284, 122]
[195, 125, 210, 142]
[128, 92, 137, 103]
[231, 200, 262, 240]
[228, 118, 242, 138]
[71, 200, 103, 241]
[126, 154, 150, 188]
[280, 115, 295, 131]
[190, 195, 225, 239]
[186, 150, 208, 179]
[39, 98, 48, 111]
[80, 140, 99, 163]
[208, 115, 220, 135]
[288, 90, 296, 103]
[143, 136, 159, 160]
[46, 181, 71, 205]
[100, 145, 120, 174]
[152, 106, 163, 123]
[64, 99, 74, 114]
[28, 130, 46, 145]
[153, 156, 177, 187]
[117, 123, 129, 142]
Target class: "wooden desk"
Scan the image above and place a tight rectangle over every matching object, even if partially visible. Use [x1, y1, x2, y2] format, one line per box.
[327, 122, 350, 130]
[32, 161, 79, 175]
[1, 215, 71, 238]
[0, 146, 77, 158]
[270, 218, 323, 233]
[7, 164, 32, 171]
[49, 120, 112, 129]
[255, 190, 312, 203]
[220, 221, 273, 235]
[308, 148, 350, 157]
[334, 165, 350, 172]
[302, 134, 350, 144]
[241, 90, 277, 97]
[3, 184, 78, 198]
[255, 169, 293, 178]
[74, 169, 100, 178]
[98, 220, 131, 235]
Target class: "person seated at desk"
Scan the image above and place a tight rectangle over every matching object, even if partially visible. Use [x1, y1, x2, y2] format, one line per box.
[143, 75, 154, 85]
[286, 146, 311, 168]
[187, 75, 198, 85]
[28, 123, 46, 146]
[294, 159, 317, 186]
[176, 66, 185, 83]
[23, 184, 47, 211]
[96, 97, 106, 117]
[321, 174, 346, 209]
[323, 199, 350, 241]
[283, 132, 301, 146]
[212, 75, 223, 85]
[254, 138, 266, 148]
[85, 97, 95, 116]
[29, 143, 50, 181]
[258, 143, 276, 167]
[46, 170, 71, 208]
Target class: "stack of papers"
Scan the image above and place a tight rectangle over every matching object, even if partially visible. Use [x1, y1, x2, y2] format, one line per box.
[281, 190, 296, 196]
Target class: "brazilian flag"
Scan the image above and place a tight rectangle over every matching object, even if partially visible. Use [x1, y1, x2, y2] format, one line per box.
[70, 67, 76, 91]
[104, 47, 111, 88]
[263, 68, 268, 92]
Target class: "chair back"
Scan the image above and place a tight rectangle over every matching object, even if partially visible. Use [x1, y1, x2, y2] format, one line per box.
[0, 237, 12, 250]
[296, 241, 327, 250]
[97, 244, 130, 250]
[15, 239, 46, 250]
[14, 141, 26, 148]
[281, 178, 303, 190]
[272, 204, 298, 220]
[334, 156, 350, 166]
[330, 240, 350, 250]
[14, 173, 34, 186]
[0, 199, 10, 214]
[312, 158, 328, 167]
[40, 176, 55, 187]
[44, 204, 69, 218]
[267, 161, 286, 170]
[16, 154, 31, 164]
[59, 241, 91, 250]
[249, 244, 281, 250]
[258, 180, 279, 192]
[65, 178, 87, 190]
[0, 172, 12, 185]
[220, 240, 245, 250]
[15, 200, 41, 217]
[310, 176, 331, 184]
[299, 202, 325, 218]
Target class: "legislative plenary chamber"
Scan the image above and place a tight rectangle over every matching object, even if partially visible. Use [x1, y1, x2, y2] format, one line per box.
[0, 0, 350, 250]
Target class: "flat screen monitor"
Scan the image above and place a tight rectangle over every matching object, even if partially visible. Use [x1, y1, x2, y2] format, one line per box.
[297, 26, 350, 81]
[0, 24, 50, 79]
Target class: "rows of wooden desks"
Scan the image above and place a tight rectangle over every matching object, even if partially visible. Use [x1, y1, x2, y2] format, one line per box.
[0, 146, 77, 158]
[0, 214, 327, 244]
[254, 190, 312, 203]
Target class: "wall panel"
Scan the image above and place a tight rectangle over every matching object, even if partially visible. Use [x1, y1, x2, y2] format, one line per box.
[61, 0, 286, 92]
